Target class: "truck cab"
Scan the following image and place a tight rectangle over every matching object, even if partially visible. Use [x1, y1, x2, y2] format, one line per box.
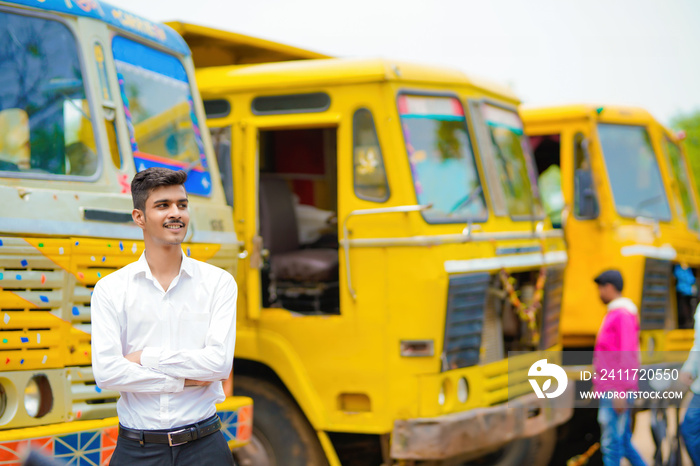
[522, 105, 700, 353]
[176, 23, 573, 465]
[0, 3, 250, 463]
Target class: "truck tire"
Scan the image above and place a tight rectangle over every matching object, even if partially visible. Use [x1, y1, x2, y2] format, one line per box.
[232, 375, 330, 466]
[466, 427, 557, 466]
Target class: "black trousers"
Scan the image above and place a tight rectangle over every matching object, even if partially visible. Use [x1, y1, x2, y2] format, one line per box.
[677, 292, 696, 329]
[110, 430, 235, 466]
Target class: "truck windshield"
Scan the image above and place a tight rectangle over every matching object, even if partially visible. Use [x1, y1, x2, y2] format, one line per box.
[0, 11, 97, 177]
[398, 95, 487, 223]
[112, 36, 212, 196]
[598, 124, 670, 221]
[481, 104, 543, 219]
[662, 137, 699, 231]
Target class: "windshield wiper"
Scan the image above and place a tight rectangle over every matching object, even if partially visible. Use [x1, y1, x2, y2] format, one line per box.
[63, 96, 90, 121]
[185, 159, 203, 174]
[448, 185, 482, 215]
[636, 194, 665, 212]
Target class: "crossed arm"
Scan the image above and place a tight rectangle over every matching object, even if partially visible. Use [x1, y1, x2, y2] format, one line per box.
[127, 277, 238, 382]
[91, 276, 237, 393]
[124, 350, 215, 387]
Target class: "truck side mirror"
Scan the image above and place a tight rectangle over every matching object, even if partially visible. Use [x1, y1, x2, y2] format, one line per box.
[574, 169, 599, 219]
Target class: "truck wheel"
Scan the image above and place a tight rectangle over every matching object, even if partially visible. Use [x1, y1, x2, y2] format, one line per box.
[232, 375, 330, 466]
[466, 428, 557, 466]
[527, 428, 557, 466]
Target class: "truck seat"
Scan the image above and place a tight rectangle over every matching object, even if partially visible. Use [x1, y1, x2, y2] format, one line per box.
[259, 176, 338, 282]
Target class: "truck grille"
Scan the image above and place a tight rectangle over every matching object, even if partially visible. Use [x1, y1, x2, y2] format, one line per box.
[69, 366, 119, 421]
[0, 237, 231, 430]
[540, 267, 564, 349]
[0, 237, 70, 370]
[640, 259, 671, 330]
[442, 273, 489, 371]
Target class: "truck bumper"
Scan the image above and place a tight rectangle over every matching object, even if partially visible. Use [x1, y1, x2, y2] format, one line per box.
[0, 397, 252, 464]
[391, 384, 574, 460]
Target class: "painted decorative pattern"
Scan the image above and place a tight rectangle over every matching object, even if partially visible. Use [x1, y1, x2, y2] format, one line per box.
[0, 236, 221, 427]
[0, 427, 117, 466]
[0, 407, 250, 465]
[219, 405, 253, 446]
[0, 237, 71, 371]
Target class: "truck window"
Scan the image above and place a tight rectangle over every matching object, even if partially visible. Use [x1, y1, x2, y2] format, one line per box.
[480, 104, 543, 219]
[203, 99, 231, 119]
[353, 108, 389, 202]
[573, 132, 599, 219]
[662, 136, 699, 231]
[112, 36, 212, 196]
[211, 126, 233, 207]
[252, 92, 330, 115]
[532, 135, 563, 227]
[598, 124, 670, 221]
[398, 94, 487, 223]
[0, 10, 98, 178]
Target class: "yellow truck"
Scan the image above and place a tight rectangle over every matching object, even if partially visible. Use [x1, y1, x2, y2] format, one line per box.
[522, 105, 700, 354]
[173, 23, 573, 465]
[0, 2, 251, 464]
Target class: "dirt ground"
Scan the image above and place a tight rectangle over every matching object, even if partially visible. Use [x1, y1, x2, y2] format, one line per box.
[549, 403, 693, 466]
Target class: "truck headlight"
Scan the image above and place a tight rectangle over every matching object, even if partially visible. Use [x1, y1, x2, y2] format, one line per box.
[24, 375, 52, 418]
[457, 377, 469, 403]
[0, 383, 6, 419]
[438, 381, 447, 406]
[647, 336, 656, 354]
[439, 379, 453, 407]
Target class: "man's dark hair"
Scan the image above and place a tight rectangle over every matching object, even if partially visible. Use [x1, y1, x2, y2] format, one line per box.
[594, 269, 624, 292]
[131, 168, 187, 211]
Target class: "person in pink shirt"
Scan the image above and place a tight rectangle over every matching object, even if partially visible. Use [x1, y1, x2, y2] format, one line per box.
[593, 269, 646, 466]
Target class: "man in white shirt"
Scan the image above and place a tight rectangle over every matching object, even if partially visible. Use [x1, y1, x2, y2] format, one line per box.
[91, 167, 237, 465]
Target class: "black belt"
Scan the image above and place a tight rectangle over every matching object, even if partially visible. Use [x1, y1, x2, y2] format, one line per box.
[119, 415, 222, 447]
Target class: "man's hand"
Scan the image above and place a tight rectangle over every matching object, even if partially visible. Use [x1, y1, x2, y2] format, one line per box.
[613, 397, 627, 414]
[125, 351, 143, 365]
[185, 379, 213, 387]
[681, 371, 695, 387]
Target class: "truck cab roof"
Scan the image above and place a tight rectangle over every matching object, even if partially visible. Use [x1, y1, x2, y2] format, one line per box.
[195, 56, 519, 103]
[521, 104, 659, 126]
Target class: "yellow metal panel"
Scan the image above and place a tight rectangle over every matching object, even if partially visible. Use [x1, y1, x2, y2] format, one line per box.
[666, 329, 696, 352]
[0, 291, 38, 309]
[167, 21, 329, 68]
[196, 57, 520, 102]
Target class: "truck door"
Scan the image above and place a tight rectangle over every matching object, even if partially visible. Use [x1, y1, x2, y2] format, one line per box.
[234, 113, 341, 317]
[230, 122, 263, 319]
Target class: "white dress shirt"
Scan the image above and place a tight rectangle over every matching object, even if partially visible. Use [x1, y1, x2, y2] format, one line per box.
[91, 251, 237, 430]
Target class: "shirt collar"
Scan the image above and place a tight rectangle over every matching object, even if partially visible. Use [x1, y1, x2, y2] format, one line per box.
[134, 250, 194, 280]
[181, 252, 195, 277]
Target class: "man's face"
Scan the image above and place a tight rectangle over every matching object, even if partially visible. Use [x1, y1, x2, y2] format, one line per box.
[598, 283, 617, 305]
[134, 185, 189, 246]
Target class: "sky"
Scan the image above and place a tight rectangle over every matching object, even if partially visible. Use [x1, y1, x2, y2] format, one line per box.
[108, 0, 700, 126]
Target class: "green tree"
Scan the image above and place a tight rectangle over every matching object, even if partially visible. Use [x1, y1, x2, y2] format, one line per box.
[671, 110, 700, 192]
